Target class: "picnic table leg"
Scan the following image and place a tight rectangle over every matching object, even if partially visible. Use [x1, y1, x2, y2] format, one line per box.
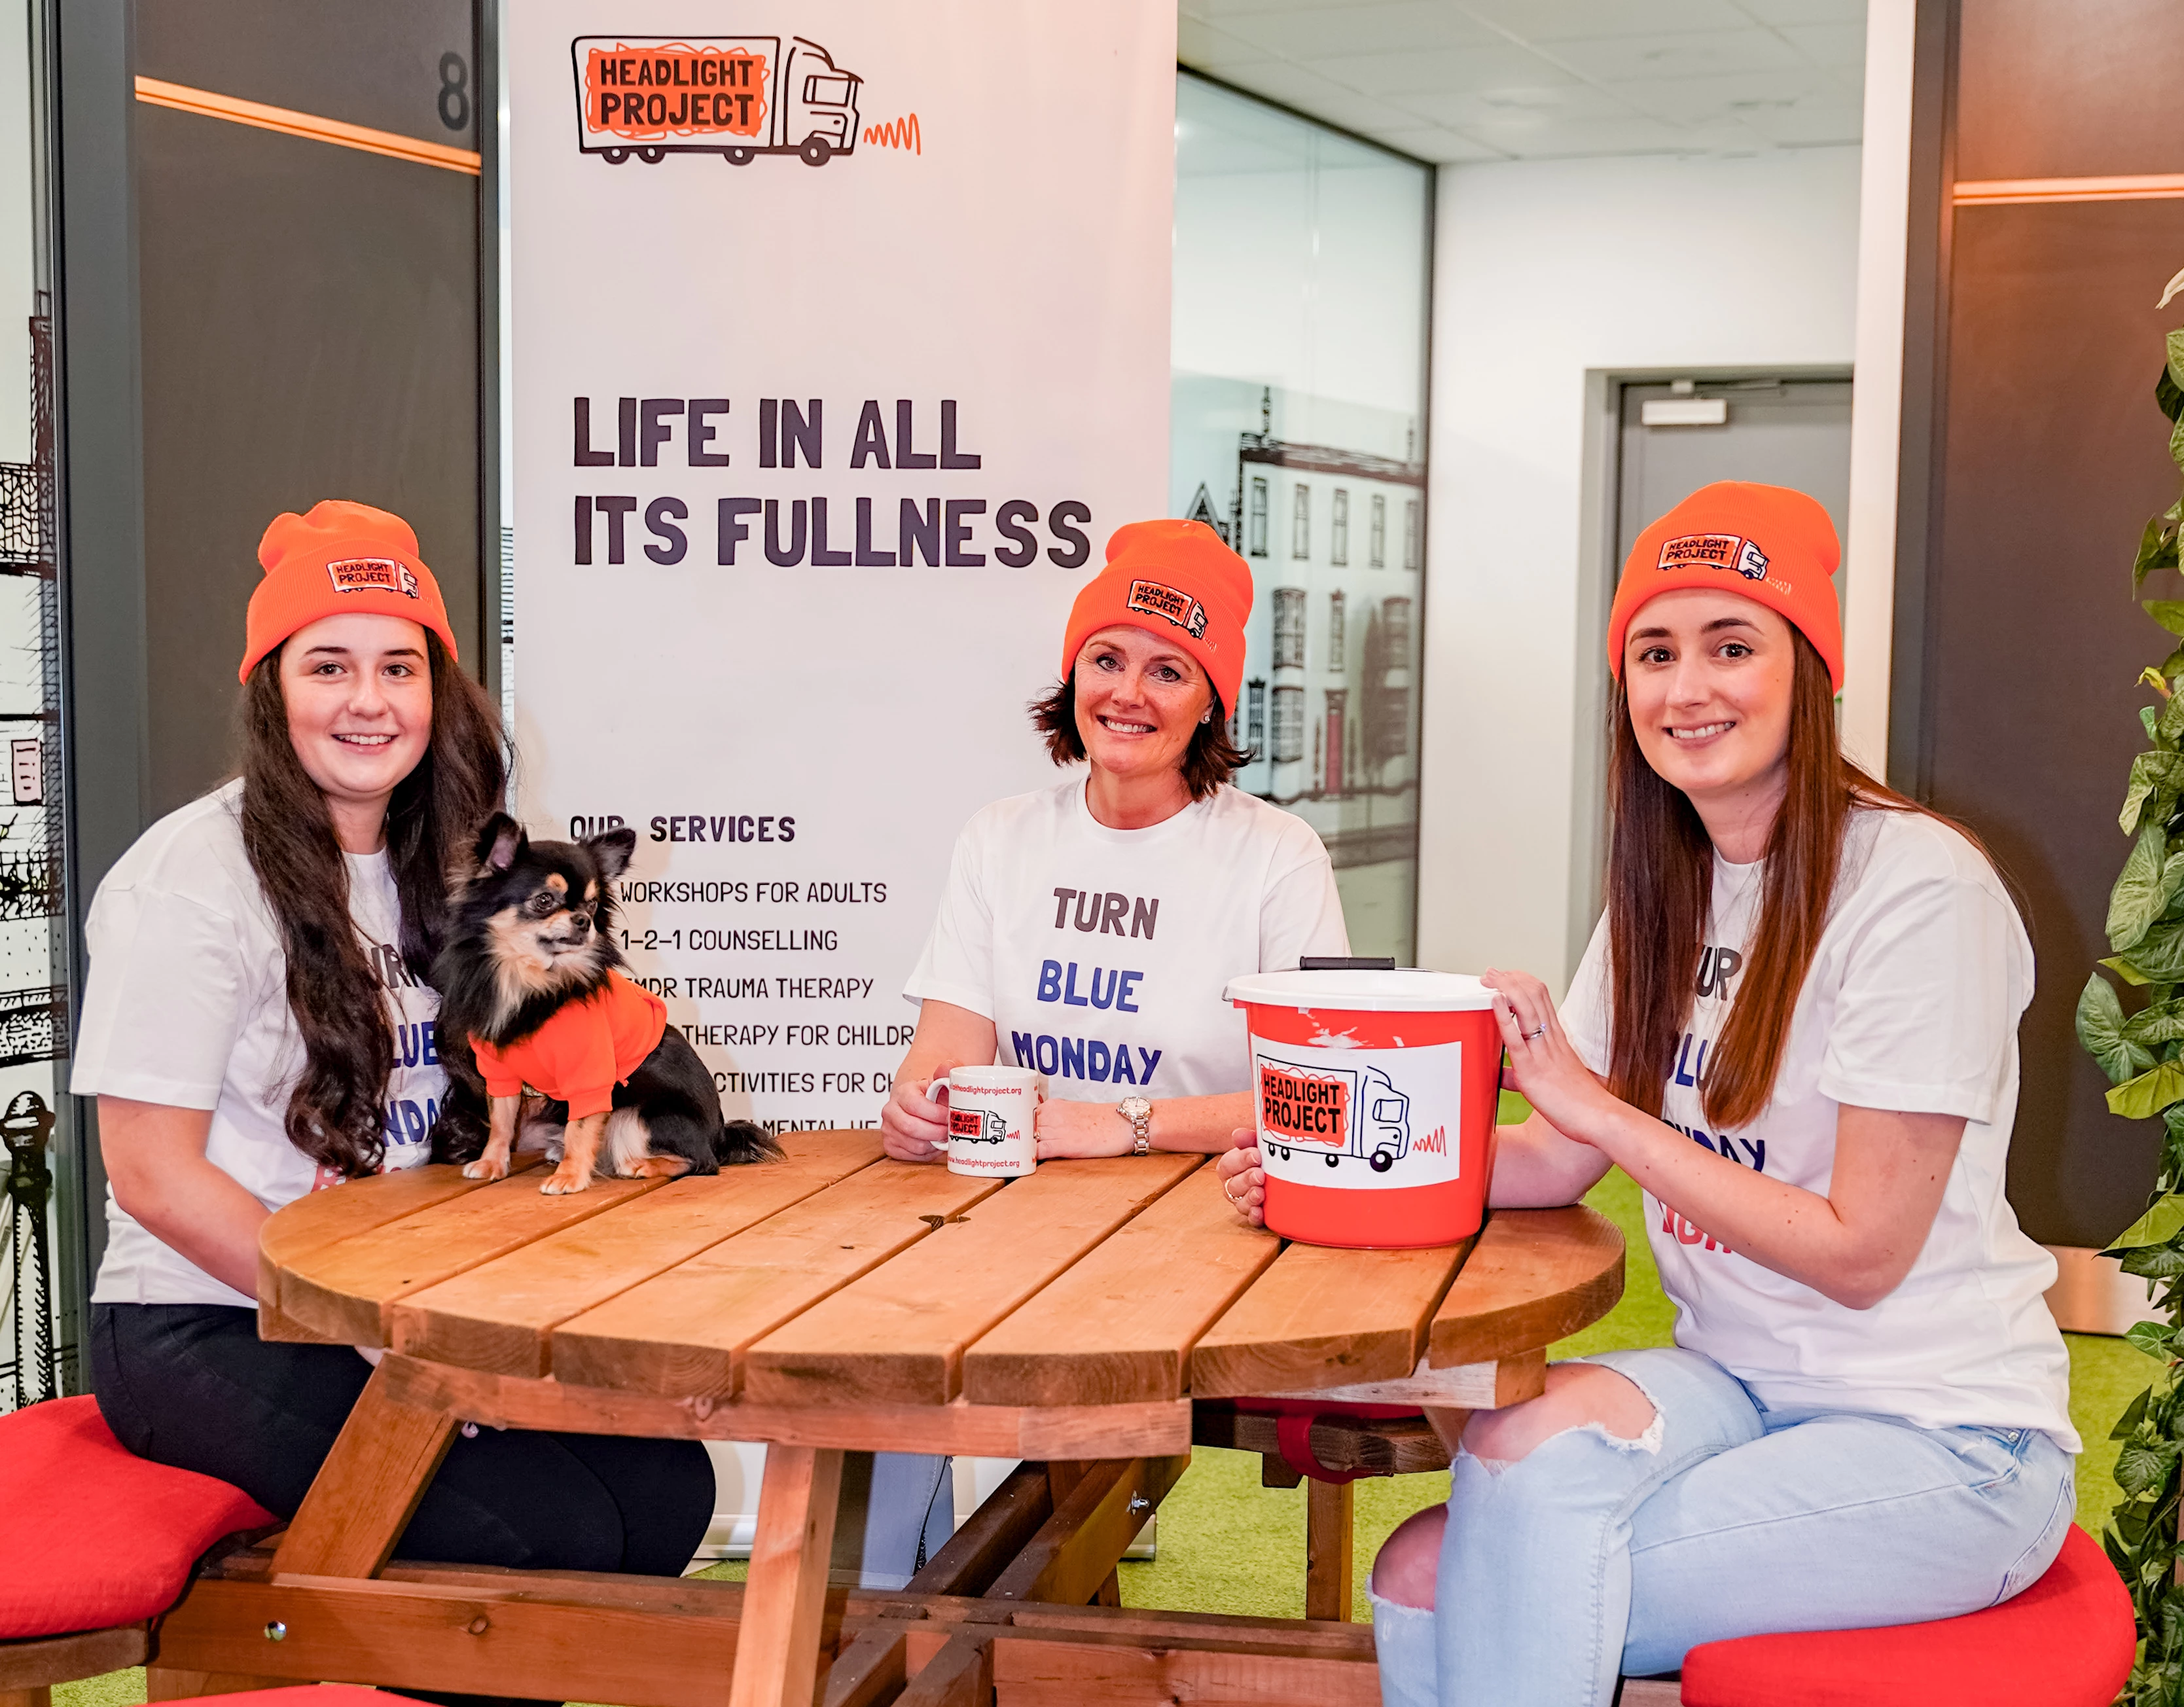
[1303, 1479, 1354, 1621]
[730, 1445, 847, 1707]
[272, 1360, 459, 1578]
[1045, 1463, 1120, 1606]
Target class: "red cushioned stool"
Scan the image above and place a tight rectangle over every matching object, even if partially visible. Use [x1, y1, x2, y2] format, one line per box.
[1194, 1397, 1456, 1621]
[0, 1396, 274, 1707]
[1669, 1525, 2134, 1707]
[148, 1690, 433, 1707]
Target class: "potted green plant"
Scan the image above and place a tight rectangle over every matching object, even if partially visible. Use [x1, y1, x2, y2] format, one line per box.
[2077, 272, 2184, 1702]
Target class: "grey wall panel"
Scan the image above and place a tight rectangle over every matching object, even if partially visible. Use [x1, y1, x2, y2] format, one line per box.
[132, 24, 480, 816]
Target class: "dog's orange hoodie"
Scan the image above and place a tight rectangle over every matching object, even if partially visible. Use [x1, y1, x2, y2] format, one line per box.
[470, 970, 666, 1119]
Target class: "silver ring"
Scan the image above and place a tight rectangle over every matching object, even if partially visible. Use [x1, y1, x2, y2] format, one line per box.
[1526, 1025, 1546, 1039]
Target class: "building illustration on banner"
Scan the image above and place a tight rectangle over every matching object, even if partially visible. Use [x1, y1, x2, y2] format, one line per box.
[571, 35, 878, 166]
[1179, 385, 1425, 957]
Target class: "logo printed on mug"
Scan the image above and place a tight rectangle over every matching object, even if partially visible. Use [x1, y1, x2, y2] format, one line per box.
[935, 1064, 1045, 1178]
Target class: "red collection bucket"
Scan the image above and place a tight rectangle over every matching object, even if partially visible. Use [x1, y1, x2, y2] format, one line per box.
[1224, 968, 1501, 1249]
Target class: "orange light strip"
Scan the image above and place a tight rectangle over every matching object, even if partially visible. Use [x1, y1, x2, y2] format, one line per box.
[133, 76, 482, 176]
[1954, 172, 2184, 206]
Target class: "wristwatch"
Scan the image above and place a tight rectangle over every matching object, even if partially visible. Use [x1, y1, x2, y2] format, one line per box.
[1117, 1096, 1153, 1156]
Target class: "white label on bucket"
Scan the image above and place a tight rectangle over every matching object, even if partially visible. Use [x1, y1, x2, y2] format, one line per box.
[1253, 1040, 1463, 1191]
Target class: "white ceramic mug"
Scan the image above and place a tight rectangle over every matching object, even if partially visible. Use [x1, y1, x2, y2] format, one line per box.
[935, 1064, 1044, 1178]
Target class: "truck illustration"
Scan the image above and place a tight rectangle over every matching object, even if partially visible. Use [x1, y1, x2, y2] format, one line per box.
[573, 35, 862, 167]
[948, 1106, 1010, 1146]
[1257, 1056, 1412, 1173]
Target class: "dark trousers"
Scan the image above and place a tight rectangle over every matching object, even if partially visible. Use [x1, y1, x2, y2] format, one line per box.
[91, 1303, 714, 1578]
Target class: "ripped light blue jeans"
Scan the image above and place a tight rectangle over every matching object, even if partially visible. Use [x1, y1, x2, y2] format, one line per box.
[1370, 1348, 2077, 1707]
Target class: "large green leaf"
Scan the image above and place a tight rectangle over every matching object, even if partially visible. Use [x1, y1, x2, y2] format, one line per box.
[2162, 367, 2184, 430]
[2110, 955, 2159, 986]
[2168, 327, 2184, 387]
[2109, 1192, 2184, 1253]
[2119, 1386, 2155, 1439]
[2121, 920, 2184, 985]
[2113, 821, 2179, 950]
[2131, 1320, 2181, 1361]
[2089, 971, 2164, 1081]
[2162, 685, 2184, 745]
[2123, 751, 2184, 835]
[2117, 1439, 2180, 1496]
[2149, 516, 2184, 588]
[2123, 1242, 2184, 1280]
[2127, 997, 2184, 1048]
[2113, 1064, 2184, 1121]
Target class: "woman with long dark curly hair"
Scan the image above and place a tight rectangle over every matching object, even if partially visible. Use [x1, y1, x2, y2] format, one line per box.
[75, 501, 714, 1589]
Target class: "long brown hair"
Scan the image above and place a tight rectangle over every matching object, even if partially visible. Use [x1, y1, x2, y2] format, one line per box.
[1603, 630, 1940, 1130]
[1029, 676, 1252, 802]
[238, 633, 505, 1177]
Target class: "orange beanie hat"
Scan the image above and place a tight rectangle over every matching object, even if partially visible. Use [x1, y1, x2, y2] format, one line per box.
[1607, 481, 1843, 689]
[1060, 519, 1254, 716]
[239, 500, 458, 683]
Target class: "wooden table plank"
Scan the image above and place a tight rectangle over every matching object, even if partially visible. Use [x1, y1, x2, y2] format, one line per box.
[388, 1132, 884, 1376]
[280, 1170, 673, 1344]
[743, 1154, 1202, 1407]
[961, 1163, 1279, 1407]
[1425, 1206, 1623, 1368]
[380, 1356, 1194, 1458]
[550, 1160, 1005, 1397]
[258, 1160, 533, 1311]
[1188, 1234, 1475, 1399]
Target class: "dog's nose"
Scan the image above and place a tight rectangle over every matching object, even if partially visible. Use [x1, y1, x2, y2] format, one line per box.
[569, 912, 590, 935]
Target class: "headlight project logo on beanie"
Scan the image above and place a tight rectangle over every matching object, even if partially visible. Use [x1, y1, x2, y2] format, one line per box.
[325, 558, 421, 598]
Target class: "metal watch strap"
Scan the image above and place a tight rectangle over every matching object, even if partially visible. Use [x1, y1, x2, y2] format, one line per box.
[1120, 1098, 1152, 1155]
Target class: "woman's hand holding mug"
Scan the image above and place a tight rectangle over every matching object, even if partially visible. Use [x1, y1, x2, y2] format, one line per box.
[880, 1073, 952, 1162]
[1215, 1128, 1266, 1227]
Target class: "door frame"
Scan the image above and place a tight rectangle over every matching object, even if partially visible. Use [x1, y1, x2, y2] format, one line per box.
[1569, 365, 1855, 980]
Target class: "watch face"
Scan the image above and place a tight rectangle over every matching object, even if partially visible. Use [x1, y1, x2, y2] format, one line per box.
[1119, 1096, 1152, 1121]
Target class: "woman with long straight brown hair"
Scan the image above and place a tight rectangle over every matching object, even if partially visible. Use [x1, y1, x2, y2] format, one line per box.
[75, 503, 715, 1608]
[1221, 483, 2077, 1706]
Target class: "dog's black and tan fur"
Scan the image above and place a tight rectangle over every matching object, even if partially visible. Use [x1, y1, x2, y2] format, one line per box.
[429, 814, 776, 1193]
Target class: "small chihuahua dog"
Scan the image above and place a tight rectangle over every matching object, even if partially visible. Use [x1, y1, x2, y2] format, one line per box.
[429, 814, 776, 1193]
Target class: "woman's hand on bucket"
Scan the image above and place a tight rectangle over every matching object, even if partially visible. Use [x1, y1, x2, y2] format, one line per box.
[880, 1074, 951, 1163]
[1482, 967, 1619, 1147]
[1216, 1129, 1266, 1227]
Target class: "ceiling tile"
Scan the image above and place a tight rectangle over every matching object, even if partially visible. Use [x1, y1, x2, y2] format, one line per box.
[1388, 82, 1643, 128]
[1610, 65, 1848, 122]
[1716, 99, 1865, 145]
[1465, 111, 1716, 157]
[1548, 26, 1804, 82]
[1459, 0, 1756, 43]
[1774, 21, 1869, 67]
[1208, 60, 1442, 132]
[1361, 125, 1510, 162]
[1179, 16, 1283, 69]
[1726, 0, 1867, 24]
[1217, 2, 1502, 58]
[1308, 41, 1579, 97]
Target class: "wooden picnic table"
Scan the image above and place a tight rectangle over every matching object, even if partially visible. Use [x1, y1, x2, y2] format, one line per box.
[149, 1130, 1622, 1707]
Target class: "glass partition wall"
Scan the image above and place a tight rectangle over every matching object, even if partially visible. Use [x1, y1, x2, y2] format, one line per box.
[1171, 71, 1432, 962]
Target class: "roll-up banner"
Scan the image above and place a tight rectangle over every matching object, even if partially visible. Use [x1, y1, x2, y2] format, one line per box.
[507, 3, 1175, 1132]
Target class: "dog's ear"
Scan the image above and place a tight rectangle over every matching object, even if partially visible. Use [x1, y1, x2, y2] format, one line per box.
[587, 826, 638, 882]
[474, 814, 526, 875]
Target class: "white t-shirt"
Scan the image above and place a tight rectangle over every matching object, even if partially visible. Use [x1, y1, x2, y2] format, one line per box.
[73, 780, 446, 1308]
[1563, 806, 2075, 1448]
[905, 778, 1349, 1099]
